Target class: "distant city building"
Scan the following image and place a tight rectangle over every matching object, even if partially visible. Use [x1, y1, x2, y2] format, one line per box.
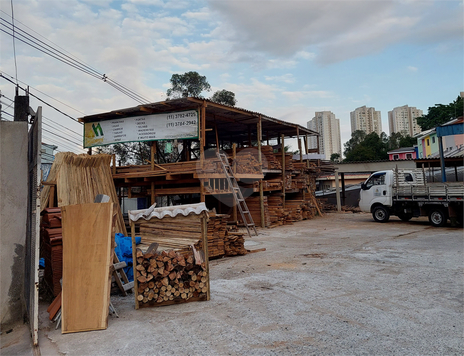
[388, 105, 423, 136]
[350, 106, 382, 136]
[307, 111, 341, 160]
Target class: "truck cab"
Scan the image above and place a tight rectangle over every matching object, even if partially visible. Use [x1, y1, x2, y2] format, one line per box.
[359, 171, 392, 218]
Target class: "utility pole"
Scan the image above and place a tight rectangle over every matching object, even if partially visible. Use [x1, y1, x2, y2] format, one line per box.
[14, 86, 29, 122]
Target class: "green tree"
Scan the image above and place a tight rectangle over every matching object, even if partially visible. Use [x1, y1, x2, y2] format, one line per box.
[344, 131, 389, 162]
[388, 132, 417, 150]
[166, 71, 211, 99]
[330, 153, 341, 163]
[417, 96, 463, 130]
[210, 89, 237, 106]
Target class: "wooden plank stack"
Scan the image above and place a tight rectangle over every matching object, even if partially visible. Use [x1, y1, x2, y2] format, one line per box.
[234, 153, 261, 174]
[40, 207, 63, 297]
[268, 194, 286, 227]
[205, 213, 227, 257]
[224, 232, 248, 256]
[135, 248, 208, 307]
[261, 146, 281, 170]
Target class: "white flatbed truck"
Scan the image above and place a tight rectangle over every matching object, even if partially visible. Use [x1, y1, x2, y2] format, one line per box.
[359, 169, 464, 227]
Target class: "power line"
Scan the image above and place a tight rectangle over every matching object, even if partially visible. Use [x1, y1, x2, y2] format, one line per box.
[0, 73, 81, 123]
[9, 0, 18, 84]
[43, 116, 82, 138]
[0, 14, 153, 104]
[42, 126, 83, 146]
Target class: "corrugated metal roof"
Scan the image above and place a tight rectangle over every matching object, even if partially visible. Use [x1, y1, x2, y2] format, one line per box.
[128, 202, 208, 222]
[78, 97, 318, 140]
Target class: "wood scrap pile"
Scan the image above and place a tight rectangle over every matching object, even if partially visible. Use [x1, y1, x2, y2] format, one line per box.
[41, 152, 127, 236]
[224, 232, 247, 256]
[40, 208, 63, 296]
[135, 248, 208, 306]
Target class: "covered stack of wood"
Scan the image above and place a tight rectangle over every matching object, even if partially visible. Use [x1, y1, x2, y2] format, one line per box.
[138, 216, 200, 254]
[135, 248, 208, 306]
[40, 208, 63, 296]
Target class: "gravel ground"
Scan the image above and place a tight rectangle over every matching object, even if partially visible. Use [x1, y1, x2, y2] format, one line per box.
[32, 212, 464, 355]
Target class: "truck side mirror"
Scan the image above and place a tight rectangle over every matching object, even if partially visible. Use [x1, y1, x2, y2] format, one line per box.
[361, 183, 366, 190]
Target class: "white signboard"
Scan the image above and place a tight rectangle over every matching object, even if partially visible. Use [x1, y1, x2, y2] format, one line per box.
[83, 110, 199, 148]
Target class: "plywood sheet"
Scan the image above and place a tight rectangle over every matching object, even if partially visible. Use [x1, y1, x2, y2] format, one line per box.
[61, 202, 114, 333]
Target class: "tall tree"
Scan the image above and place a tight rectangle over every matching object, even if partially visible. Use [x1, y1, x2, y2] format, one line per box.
[210, 89, 237, 106]
[388, 132, 417, 150]
[417, 96, 463, 130]
[166, 71, 211, 99]
[344, 131, 389, 162]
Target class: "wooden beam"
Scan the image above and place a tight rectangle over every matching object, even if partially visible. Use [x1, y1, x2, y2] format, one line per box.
[281, 134, 286, 209]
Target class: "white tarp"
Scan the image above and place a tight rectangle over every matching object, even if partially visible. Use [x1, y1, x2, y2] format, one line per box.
[128, 202, 208, 222]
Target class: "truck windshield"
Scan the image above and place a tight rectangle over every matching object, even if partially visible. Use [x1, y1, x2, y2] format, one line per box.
[365, 172, 386, 189]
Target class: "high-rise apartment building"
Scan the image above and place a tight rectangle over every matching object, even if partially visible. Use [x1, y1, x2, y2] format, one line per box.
[350, 106, 382, 136]
[388, 105, 423, 136]
[307, 111, 341, 160]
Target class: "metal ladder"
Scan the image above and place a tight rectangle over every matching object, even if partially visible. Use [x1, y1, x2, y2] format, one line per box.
[216, 152, 258, 237]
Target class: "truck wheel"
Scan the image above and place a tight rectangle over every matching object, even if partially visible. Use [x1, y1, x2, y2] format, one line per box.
[398, 213, 413, 222]
[428, 208, 447, 227]
[373, 206, 389, 223]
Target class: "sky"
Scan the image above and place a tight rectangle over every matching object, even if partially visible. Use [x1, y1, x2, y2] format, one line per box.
[0, 0, 462, 154]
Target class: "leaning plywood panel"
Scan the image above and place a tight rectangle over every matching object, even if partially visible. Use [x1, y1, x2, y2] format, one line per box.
[61, 202, 114, 333]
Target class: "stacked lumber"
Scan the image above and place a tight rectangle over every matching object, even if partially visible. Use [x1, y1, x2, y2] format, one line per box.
[234, 153, 261, 175]
[284, 199, 304, 223]
[231, 196, 270, 227]
[261, 146, 281, 170]
[41, 152, 127, 236]
[267, 194, 286, 227]
[135, 249, 208, 306]
[224, 232, 247, 256]
[205, 214, 227, 257]
[275, 153, 294, 171]
[41, 208, 63, 296]
[138, 216, 201, 254]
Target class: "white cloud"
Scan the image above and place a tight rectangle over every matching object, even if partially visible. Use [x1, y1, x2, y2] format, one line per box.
[408, 66, 418, 72]
[265, 74, 295, 83]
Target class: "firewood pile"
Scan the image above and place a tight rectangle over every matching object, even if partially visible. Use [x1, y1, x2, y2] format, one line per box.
[40, 208, 63, 297]
[135, 248, 208, 307]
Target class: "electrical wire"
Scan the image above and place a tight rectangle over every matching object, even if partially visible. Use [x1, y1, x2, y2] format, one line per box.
[0, 73, 81, 123]
[9, 0, 18, 84]
[0, 14, 152, 104]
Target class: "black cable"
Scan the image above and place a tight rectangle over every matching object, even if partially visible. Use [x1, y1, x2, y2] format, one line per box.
[0, 73, 81, 123]
[42, 121, 82, 142]
[1, 16, 152, 103]
[9, 0, 18, 84]
[42, 127, 83, 146]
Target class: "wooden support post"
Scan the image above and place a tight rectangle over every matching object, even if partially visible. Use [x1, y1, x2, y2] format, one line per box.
[257, 117, 264, 227]
[248, 125, 252, 147]
[334, 171, 341, 212]
[297, 128, 302, 163]
[200, 180, 205, 203]
[200, 213, 210, 301]
[304, 134, 309, 154]
[151, 142, 155, 205]
[48, 185, 55, 208]
[131, 221, 139, 310]
[341, 172, 346, 206]
[214, 121, 219, 153]
[232, 143, 237, 222]
[112, 154, 116, 175]
[200, 103, 206, 167]
[281, 134, 286, 209]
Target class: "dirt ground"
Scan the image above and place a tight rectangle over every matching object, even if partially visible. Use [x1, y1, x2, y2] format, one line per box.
[4, 211, 463, 355]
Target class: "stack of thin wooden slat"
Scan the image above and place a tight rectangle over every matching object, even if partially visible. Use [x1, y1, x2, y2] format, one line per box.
[40, 207, 63, 296]
[205, 213, 227, 257]
[284, 199, 304, 223]
[41, 152, 127, 236]
[135, 249, 208, 306]
[138, 215, 201, 254]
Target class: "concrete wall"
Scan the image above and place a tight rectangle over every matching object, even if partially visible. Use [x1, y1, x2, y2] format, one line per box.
[0, 121, 28, 329]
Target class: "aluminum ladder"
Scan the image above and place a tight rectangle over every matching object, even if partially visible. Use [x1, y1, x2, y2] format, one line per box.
[216, 152, 258, 237]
